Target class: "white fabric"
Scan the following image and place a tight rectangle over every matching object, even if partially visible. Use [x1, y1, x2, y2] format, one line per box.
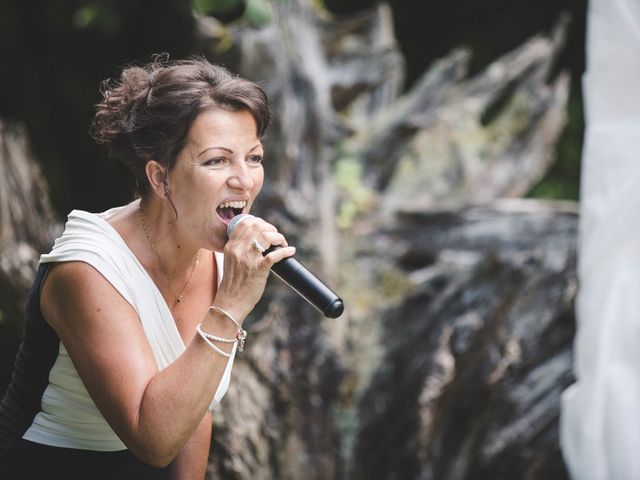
[23, 207, 234, 451]
[560, 0, 640, 478]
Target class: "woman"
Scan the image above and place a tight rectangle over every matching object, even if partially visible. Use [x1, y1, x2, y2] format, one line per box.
[0, 57, 294, 479]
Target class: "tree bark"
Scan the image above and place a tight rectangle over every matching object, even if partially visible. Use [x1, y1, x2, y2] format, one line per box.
[0, 120, 61, 392]
[195, 2, 575, 479]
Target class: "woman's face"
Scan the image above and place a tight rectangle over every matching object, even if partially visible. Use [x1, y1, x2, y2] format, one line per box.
[167, 108, 264, 251]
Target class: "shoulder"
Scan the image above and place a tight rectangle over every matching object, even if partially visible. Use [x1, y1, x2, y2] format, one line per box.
[40, 204, 150, 306]
[41, 209, 124, 265]
[41, 260, 137, 334]
[44, 260, 109, 292]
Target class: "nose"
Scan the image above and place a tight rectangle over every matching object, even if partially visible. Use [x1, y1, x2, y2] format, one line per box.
[227, 162, 254, 191]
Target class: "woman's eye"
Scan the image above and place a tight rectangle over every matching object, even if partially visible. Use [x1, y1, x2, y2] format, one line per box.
[204, 157, 226, 166]
[248, 155, 263, 165]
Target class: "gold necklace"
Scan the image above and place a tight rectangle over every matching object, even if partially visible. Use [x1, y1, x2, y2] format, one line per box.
[138, 208, 200, 305]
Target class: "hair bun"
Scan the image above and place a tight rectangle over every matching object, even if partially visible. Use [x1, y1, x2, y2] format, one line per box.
[93, 66, 152, 145]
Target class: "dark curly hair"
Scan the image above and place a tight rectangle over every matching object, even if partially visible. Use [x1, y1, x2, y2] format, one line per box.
[91, 55, 270, 196]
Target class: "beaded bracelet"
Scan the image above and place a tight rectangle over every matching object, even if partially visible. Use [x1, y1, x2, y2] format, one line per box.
[209, 306, 247, 352]
[195, 324, 232, 358]
[202, 332, 238, 345]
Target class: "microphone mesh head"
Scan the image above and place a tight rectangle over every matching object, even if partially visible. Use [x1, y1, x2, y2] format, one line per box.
[226, 214, 254, 237]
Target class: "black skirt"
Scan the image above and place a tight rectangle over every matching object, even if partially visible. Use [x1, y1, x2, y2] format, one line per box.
[0, 438, 170, 480]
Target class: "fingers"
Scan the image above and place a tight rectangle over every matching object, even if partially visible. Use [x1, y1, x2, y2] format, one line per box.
[227, 216, 273, 239]
[254, 230, 289, 250]
[223, 215, 296, 275]
[264, 245, 296, 265]
[228, 216, 289, 250]
[216, 216, 296, 320]
[243, 228, 295, 267]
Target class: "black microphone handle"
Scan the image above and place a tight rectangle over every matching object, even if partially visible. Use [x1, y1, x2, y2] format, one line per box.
[264, 246, 344, 318]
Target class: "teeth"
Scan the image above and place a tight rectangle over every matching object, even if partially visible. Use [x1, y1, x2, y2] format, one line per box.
[219, 200, 247, 210]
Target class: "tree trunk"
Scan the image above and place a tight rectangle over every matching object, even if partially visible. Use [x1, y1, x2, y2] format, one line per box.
[0, 120, 61, 391]
[195, 2, 575, 479]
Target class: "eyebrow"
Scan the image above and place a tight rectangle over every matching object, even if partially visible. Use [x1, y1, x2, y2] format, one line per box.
[198, 143, 263, 157]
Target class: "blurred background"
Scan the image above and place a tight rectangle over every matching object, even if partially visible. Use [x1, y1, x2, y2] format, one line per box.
[0, 0, 584, 215]
[0, 1, 586, 478]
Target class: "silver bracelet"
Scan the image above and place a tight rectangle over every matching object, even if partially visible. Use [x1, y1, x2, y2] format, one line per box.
[195, 324, 232, 358]
[209, 306, 248, 352]
[197, 325, 238, 344]
[205, 334, 238, 344]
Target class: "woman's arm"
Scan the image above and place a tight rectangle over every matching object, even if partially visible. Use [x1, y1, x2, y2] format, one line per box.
[41, 260, 230, 467]
[169, 412, 212, 480]
[40, 218, 294, 468]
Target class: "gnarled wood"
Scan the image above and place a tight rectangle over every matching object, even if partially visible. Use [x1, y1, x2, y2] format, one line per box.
[0, 120, 61, 393]
[0, 121, 60, 329]
[194, 2, 575, 479]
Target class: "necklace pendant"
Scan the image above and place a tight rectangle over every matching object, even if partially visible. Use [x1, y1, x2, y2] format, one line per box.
[139, 208, 199, 309]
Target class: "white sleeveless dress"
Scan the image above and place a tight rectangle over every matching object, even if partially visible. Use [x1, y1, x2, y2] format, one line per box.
[22, 207, 235, 451]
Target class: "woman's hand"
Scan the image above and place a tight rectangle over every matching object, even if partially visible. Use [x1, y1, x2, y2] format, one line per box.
[214, 216, 295, 321]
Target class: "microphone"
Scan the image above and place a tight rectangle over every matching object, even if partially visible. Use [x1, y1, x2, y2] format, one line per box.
[227, 214, 344, 318]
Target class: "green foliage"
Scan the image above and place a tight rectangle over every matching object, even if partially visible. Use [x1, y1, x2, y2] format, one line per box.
[192, 0, 272, 25]
[377, 269, 413, 301]
[193, 0, 240, 16]
[334, 156, 375, 229]
[71, 2, 121, 33]
[528, 89, 583, 200]
[244, 0, 272, 25]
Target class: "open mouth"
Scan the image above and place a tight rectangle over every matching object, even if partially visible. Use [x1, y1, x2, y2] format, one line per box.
[217, 200, 247, 225]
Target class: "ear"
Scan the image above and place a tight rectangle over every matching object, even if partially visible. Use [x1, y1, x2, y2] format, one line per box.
[145, 160, 169, 198]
